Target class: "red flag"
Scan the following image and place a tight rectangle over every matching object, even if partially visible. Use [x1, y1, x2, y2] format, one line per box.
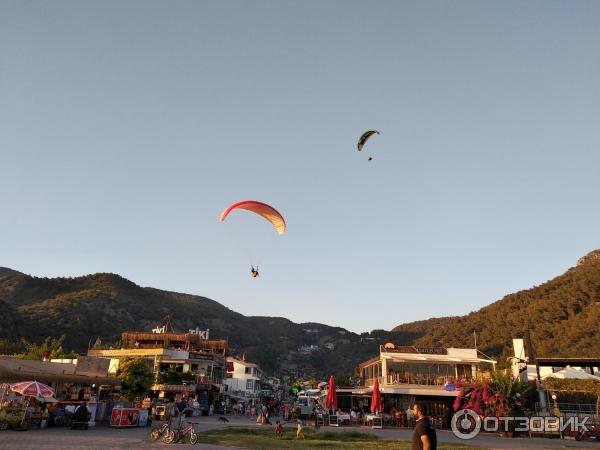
[370, 378, 382, 414]
[325, 376, 337, 411]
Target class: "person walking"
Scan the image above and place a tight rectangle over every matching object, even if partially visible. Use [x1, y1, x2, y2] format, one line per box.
[411, 403, 437, 450]
[296, 418, 305, 440]
[406, 405, 414, 427]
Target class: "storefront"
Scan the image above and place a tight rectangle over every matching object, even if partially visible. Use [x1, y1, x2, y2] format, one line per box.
[0, 356, 119, 427]
[354, 343, 497, 428]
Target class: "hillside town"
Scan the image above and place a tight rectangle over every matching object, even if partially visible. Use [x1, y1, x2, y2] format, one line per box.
[3, 0, 600, 448]
[2, 317, 600, 448]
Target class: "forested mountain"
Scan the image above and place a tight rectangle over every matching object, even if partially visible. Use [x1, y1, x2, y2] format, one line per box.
[0, 267, 412, 376]
[393, 249, 600, 364]
[2, 249, 599, 377]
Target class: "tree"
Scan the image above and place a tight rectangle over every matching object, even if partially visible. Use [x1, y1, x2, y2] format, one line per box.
[13, 335, 77, 360]
[0, 339, 23, 355]
[545, 378, 600, 415]
[117, 357, 153, 401]
[453, 372, 533, 418]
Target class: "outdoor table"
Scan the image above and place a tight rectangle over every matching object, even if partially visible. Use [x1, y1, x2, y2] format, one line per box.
[365, 413, 392, 425]
[26, 411, 43, 428]
[337, 413, 351, 424]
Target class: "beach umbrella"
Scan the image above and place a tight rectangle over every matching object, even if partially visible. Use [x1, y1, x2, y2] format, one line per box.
[370, 378, 382, 414]
[325, 376, 337, 411]
[10, 381, 55, 398]
[543, 367, 600, 381]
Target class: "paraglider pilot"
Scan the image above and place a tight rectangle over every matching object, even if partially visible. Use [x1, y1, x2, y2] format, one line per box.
[251, 266, 259, 278]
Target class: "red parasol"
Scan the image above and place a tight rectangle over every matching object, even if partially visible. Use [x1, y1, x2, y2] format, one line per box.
[325, 375, 337, 411]
[10, 381, 55, 398]
[370, 378, 382, 414]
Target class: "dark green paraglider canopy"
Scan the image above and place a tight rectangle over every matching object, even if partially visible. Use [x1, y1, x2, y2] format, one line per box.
[357, 130, 380, 151]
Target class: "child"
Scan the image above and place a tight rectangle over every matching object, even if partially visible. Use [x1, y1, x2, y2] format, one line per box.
[296, 418, 305, 440]
[275, 420, 283, 438]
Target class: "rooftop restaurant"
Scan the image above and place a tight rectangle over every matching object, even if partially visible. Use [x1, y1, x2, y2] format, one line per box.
[359, 343, 497, 391]
[88, 325, 229, 415]
[339, 343, 498, 428]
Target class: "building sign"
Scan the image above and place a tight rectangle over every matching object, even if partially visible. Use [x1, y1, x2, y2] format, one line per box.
[189, 352, 215, 361]
[152, 325, 167, 334]
[388, 346, 446, 355]
[75, 356, 110, 377]
[111, 408, 139, 427]
[189, 327, 210, 339]
[371, 416, 383, 429]
[414, 347, 446, 354]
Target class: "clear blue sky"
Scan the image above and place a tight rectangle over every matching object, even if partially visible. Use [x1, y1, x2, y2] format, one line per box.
[1, 1, 599, 333]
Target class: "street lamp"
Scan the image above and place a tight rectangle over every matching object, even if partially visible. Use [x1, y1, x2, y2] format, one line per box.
[551, 394, 559, 417]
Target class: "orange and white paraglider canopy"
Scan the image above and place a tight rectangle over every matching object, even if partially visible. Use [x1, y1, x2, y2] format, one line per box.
[219, 200, 286, 235]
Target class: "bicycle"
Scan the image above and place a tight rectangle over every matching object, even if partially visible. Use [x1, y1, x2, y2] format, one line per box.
[150, 420, 171, 441]
[163, 421, 198, 444]
[576, 423, 600, 441]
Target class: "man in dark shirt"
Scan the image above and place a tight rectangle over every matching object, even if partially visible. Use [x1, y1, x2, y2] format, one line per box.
[411, 402, 437, 450]
[176, 398, 187, 425]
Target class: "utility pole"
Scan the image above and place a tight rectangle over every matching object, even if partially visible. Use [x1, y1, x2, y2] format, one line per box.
[525, 328, 546, 411]
[525, 328, 541, 384]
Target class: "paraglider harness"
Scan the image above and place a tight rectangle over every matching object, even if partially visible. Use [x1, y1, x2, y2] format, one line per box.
[251, 266, 259, 278]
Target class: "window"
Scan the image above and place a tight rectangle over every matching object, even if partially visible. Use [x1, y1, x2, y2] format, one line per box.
[227, 361, 234, 372]
[245, 367, 251, 374]
[246, 380, 253, 390]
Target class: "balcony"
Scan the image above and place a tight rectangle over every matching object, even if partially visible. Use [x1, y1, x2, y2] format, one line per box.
[385, 373, 454, 387]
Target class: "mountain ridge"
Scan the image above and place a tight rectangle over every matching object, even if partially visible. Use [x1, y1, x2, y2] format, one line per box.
[2, 249, 600, 376]
[392, 249, 600, 362]
[0, 268, 410, 376]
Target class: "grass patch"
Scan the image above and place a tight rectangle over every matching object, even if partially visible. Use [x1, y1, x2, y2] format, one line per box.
[195, 427, 486, 449]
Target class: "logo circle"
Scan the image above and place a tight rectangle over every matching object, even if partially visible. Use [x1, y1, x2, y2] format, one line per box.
[451, 409, 481, 440]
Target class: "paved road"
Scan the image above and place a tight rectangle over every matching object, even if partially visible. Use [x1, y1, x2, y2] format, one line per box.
[0, 421, 232, 450]
[0, 415, 599, 450]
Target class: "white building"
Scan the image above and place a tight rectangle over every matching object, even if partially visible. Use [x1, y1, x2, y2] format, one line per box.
[510, 338, 600, 382]
[353, 343, 497, 427]
[224, 357, 264, 399]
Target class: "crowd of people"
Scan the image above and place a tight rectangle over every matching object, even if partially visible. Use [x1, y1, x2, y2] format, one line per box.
[270, 401, 437, 448]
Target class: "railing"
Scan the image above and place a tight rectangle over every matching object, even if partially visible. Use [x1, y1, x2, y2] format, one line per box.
[363, 375, 481, 388]
[364, 377, 384, 387]
[536, 402, 600, 416]
[384, 374, 453, 387]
